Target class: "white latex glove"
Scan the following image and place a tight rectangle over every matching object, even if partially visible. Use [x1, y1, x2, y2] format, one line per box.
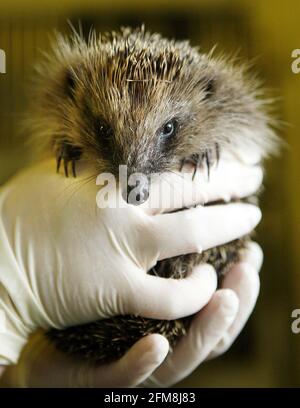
[142, 241, 263, 387]
[0, 158, 262, 365]
[0, 242, 262, 387]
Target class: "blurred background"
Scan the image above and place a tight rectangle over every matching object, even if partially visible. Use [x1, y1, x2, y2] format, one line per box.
[0, 0, 299, 387]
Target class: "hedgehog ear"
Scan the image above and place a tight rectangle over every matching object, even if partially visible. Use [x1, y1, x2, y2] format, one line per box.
[64, 68, 77, 100]
[203, 78, 215, 99]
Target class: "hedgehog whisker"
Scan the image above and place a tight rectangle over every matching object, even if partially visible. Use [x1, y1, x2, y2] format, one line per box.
[58, 174, 98, 210]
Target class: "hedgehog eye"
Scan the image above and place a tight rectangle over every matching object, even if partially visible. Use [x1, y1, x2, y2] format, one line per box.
[93, 118, 113, 154]
[98, 121, 113, 139]
[160, 119, 178, 139]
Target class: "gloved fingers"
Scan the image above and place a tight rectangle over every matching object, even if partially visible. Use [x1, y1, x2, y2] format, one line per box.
[142, 289, 239, 387]
[90, 334, 169, 388]
[0, 332, 169, 388]
[207, 243, 262, 359]
[239, 241, 264, 272]
[150, 203, 261, 261]
[223, 145, 262, 166]
[141, 161, 263, 215]
[126, 264, 217, 320]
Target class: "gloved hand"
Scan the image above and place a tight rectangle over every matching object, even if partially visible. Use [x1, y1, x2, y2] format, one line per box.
[0, 242, 262, 387]
[0, 157, 262, 366]
[143, 241, 263, 387]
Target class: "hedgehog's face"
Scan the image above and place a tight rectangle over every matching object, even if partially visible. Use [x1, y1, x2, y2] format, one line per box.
[60, 52, 222, 176]
[60, 58, 254, 164]
[36, 31, 274, 202]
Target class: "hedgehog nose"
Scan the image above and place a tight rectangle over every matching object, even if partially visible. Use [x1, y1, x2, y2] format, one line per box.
[126, 184, 149, 205]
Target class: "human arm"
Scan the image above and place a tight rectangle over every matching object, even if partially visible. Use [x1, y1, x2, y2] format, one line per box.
[0, 157, 262, 374]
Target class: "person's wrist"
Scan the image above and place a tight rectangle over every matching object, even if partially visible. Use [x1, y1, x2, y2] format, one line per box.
[0, 189, 52, 365]
[0, 288, 31, 365]
[0, 217, 33, 364]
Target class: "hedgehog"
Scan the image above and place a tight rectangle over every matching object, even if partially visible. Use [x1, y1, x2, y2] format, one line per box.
[27, 26, 278, 364]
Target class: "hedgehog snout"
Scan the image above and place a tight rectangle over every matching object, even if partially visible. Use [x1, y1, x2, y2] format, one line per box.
[122, 173, 150, 206]
[127, 183, 149, 205]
